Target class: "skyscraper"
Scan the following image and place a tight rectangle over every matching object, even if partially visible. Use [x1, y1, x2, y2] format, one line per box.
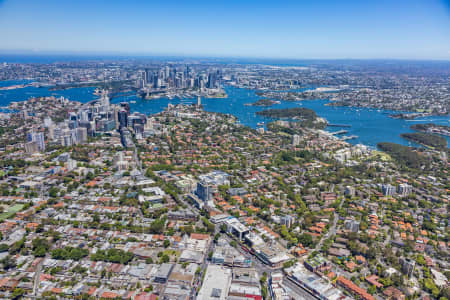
[100, 93, 110, 108]
[118, 110, 128, 129]
[48, 124, 55, 140]
[207, 73, 215, 88]
[35, 132, 45, 151]
[165, 66, 170, 80]
[76, 127, 88, 144]
[196, 181, 213, 202]
[153, 73, 160, 88]
[144, 69, 151, 86]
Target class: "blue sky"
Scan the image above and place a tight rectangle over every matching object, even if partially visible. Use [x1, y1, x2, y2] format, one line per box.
[0, 0, 449, 59]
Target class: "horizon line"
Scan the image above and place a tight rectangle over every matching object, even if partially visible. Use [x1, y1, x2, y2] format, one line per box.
[1, 50, 450, 63]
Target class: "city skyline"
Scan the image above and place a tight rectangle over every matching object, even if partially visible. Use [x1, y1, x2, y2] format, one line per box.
[0, 0, 449, 60]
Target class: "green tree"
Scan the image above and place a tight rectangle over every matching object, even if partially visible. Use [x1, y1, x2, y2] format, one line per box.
[32, 238, 50, 257]
[11, 288, 25, 300]
[160, 254, 170, 263]
[163, 240, 170, 248]
[1, 255, 16, 270]
[48, 187, 59, 198]
[367, 285, 376, 295]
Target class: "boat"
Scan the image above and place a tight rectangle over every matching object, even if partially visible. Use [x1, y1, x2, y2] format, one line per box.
[130, 100, 136, 104]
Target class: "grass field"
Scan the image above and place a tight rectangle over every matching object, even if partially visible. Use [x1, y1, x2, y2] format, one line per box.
[0, 204, 24, 221]
[163, 249, 180, 257]
[369, 151, 391, 162]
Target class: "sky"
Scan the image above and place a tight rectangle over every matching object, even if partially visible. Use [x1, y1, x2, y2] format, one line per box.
[0, 0, 449, 60]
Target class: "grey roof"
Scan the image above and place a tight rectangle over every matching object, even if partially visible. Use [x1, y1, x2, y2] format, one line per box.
[155, 263, 173, 279]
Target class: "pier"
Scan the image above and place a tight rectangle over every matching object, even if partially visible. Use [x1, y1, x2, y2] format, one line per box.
[331, 130, 348, 135]
[327, 124, 352, 127]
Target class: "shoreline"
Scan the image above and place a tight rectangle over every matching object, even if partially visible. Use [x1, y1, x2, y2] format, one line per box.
[326, 101, 448, 119]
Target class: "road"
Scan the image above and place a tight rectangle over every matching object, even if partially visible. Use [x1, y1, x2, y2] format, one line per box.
[315, 197, 344, 251]
[33, 257, 45, 295]
[134, 147, 142, 172]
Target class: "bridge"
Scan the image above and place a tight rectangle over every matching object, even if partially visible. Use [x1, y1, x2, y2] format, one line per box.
[110, 90, 137, 100]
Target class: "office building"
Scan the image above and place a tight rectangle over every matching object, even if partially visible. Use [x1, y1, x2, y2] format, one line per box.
[118, 110, 128, 129]
[76, 127, 88, 144]
[196, 181, 213, 202]
[225, 218, 249, 240]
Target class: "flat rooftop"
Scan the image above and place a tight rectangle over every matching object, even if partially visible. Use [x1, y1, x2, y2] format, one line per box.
[197, 265, 231, 300]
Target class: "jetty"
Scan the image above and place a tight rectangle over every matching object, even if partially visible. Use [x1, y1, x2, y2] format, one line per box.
[327, 124, 352, 128]
[331, 130, 348, 135]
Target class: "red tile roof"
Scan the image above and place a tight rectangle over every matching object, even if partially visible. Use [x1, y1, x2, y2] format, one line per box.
[337, 276, 374, 300]
[190, 233, 210, 240]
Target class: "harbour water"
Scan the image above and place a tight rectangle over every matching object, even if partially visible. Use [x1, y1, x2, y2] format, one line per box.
[112, 86, 450, 148]
[0, 81, 448, 148]
[0, 80, 97, 104]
